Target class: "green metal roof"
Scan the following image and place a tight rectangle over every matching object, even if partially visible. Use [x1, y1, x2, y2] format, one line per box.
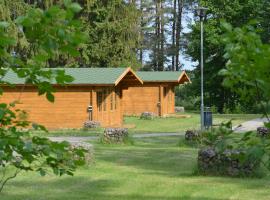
[136, 71, 183, 82]
[3, 68, 127, 85]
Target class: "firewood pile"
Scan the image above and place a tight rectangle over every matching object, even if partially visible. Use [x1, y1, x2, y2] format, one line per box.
[83, 121, 100, 128]
[102, 128, 129, 143]
[198, 147, 259, 176]
[257, 127, 270, 137]
[185, 130, 199, 141]
[70, 142, 93, 165]
[140, 112, 156, 120]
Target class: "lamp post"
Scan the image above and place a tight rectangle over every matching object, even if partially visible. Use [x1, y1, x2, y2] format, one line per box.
[195, 7, 208, 131]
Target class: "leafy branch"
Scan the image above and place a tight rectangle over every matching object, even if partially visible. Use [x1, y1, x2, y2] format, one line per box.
[0, 1, 88, 193]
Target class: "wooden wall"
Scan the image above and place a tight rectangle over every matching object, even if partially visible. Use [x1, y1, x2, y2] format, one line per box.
[122, 83, 175, 116]
[92, 87, 123, 128]
[0, 86, 123, 129]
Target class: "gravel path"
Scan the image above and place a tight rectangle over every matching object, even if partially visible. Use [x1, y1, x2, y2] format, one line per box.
[233, 118, 268, 132]
[48, 132, 184, 143]
[49, 118, 269, 143]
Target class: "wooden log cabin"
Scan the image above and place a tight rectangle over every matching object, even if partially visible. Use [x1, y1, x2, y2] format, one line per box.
[1, 68, 143, 129]
[122, 71, 191, 117]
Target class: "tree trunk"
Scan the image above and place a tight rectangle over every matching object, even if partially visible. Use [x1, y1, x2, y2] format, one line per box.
[139, 0, 143, 67]
[175, 0, 183, 71]
[154, 0, 160, 71]
[171, 0, 177, 71]
[159, 0, 164, 71]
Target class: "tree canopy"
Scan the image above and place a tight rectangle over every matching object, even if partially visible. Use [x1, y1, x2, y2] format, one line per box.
[184, 0, 270, 113]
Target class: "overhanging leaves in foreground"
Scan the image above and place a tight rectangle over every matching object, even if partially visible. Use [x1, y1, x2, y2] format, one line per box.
[0, 1, 88, 193]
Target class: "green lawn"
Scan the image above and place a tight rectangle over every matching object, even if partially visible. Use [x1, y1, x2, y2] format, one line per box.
[37, 113, 261, 136]
[2, 136, 270, 200]
[125, 113, 261, 133]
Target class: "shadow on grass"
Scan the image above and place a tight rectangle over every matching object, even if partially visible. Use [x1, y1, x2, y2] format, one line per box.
[94, 136, 198, 177]
[3, 136, 270, 200]
[2, 175, 228, 200]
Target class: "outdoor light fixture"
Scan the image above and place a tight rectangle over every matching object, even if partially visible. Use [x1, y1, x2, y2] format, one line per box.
[195, 7, 208, 21]
[195, 6, 208, 131]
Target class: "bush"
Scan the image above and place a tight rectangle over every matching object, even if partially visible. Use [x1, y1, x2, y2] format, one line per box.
[175, 96, 200, 111]
[210, 105, 218, 114]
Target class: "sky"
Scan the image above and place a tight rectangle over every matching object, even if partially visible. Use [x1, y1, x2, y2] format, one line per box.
[142, 9, 198, 71]
[180, 10, 198, 70]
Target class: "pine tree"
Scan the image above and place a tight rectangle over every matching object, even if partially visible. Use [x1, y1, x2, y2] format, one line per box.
[1, 0, 141, 68]
[171, 0, 177, 71]
[175, 0, 183, 71]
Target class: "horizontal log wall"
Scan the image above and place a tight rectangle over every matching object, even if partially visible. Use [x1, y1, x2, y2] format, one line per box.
[122, 83, 176, 116]
[0, 86, 123, 129]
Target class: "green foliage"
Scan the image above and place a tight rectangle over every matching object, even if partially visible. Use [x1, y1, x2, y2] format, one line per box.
[199, 121, 270, 177]
[175, 82, 200, 111]
[0, 1, 87, 192]
[83, 0, 140, 68]
[210, 105, 218, 113]
[220, 22, 270, 120]
[185, 0, 270, 113]
[0, 0, 140, 68]
[200, 121, 234, 148]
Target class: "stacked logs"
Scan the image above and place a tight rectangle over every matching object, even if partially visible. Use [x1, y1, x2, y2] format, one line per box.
[185, 130, 199, 141]
[175, 106, 185, 113]
[198, 147, 260, 176]
[83, 121, 100, 129]
[257, 127, 270, 137]
[140, 112, 156, 120]
[70, 142, 93, 165]
[102, 128, 129, 144]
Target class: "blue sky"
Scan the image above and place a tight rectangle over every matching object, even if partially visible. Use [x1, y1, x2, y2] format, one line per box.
[180, 10, 198, 70]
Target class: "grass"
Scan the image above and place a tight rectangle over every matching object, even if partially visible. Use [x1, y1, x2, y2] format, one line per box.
[2, 136, 270, 200]
[33, 127, 103, 137]
[33, 113, 261, 136]
[125, 113, 261, 134]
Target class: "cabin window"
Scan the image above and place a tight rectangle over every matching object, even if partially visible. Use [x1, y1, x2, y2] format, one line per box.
[115, 89, 118, 110]
[97, 91, 102, 112]
[163, 87, 167, 97]
[103, 89, 107, 111]
[110, 89, 114, 111]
